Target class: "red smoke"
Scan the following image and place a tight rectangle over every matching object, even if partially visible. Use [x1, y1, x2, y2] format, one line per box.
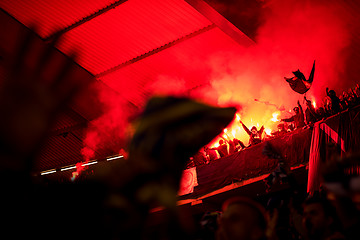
[81, 0, 356, 153]
[200, 0, 354, 144]
[81, 84, 133, 159]
[71, 162, 86, 181]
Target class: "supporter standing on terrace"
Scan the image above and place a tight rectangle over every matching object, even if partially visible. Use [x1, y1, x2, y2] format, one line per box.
[230, 138, 246, 153]
[325, 87, 341, 115]
[205, 146, 219, 162]
[304, 96, 318, 126]
[281, 100, 305, 130]
[209, 139, 229, 158]
[239, 120, 265, 147]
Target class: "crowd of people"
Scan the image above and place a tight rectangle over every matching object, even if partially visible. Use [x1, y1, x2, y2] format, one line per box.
[195, 152, 360, 240]
[282, 84, 360, 131]
[1, 27, 359, 240]
[187, 85, 360, 239]
[187, 83, 360, 168]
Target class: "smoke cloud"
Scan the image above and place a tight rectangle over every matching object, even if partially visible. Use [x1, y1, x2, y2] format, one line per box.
[81, 0, 357, 153]
[199, 0, 354, 143]
[81, 83, 134, 161]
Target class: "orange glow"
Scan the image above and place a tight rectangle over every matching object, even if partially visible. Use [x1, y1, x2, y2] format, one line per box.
[312, 100, 316, 108]
[223, 128, 233, 140]
[271, 112, 280, 122]
[232, 129, 236, 138]
[208, 108, 284, 148]
[265, 128, 272, 135]
[4, 0, 353, 170]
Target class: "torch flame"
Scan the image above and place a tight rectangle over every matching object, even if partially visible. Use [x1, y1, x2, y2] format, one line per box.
[271, 112, 280, 122]
[223, 128, 231, 139]
[312, 100, 316, 108]
[265, 128, 272, 135]
[232, 129, 236, 138]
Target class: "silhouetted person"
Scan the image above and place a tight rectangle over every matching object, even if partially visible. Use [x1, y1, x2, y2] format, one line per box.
[191, 150, 207, 166]
[281, 100, 305, 129]
[316, 106, 327, 120]
[274, 123, 288, 137]
[321, 154, 360, 240]
[198, 211, 222, 240]
[0, 28, 238, 240]
[239, 120, 264, 147]
[302, 195, 346, 240]
[304, 96, 318, 125]
[221, 136, 245, 154]
[205, 146, 219, 162]
[345, 88, 358, 108]
[340, 91, 349, 110]
[325, 87, 341, 115]
[231, 138, 246, 152]
[216, 196, 268, 240]
[209, 139, 229, 158]
[227, 138, 237, 154]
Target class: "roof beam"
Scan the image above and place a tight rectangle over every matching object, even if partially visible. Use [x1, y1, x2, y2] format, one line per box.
[185, 0, 255, 47]
[44, 0, 128, 41]
[95, 24, 216, 78]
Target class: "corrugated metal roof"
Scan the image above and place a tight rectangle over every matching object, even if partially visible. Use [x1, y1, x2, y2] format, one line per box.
[35, 127, 119, 171]
[0, 0, 120, 38]
[35, 130, 85, 171]
[0, 0, 256, 174]
[56, 0, 213, 75]
[98, 27, 245, 107]
[50, 108, 88, 133]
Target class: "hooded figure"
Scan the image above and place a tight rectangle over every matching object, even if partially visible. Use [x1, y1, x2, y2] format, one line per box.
[285, 60, 315, 94]
[239, 120, 264, 147]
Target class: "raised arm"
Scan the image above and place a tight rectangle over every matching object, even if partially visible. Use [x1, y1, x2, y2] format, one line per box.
[281, 116, 295, 122]
[239, 120, 251, 136]
[259, 125, 265, 135]
[220, 135, 229, 143]
[297, 100, 303, 114]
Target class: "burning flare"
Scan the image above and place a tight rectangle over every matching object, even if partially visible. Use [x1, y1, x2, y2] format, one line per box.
[271, 112, 280, 122]
[265, 128, 272, 135]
